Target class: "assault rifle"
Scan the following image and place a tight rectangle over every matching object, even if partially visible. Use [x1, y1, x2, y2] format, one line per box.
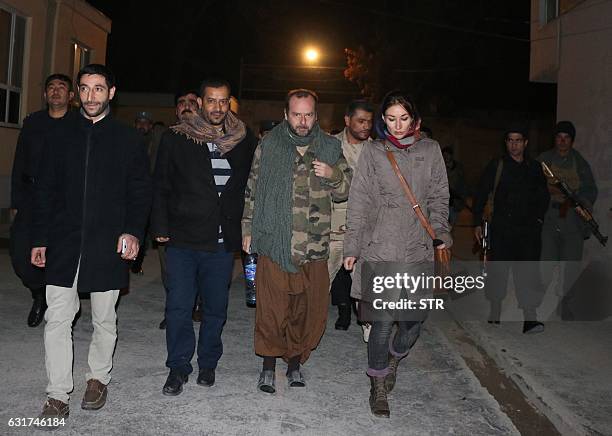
[541, 162, 608, 246]
[472, 219, 491, 277]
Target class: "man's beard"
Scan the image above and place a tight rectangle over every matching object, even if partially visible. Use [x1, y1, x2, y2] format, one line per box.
[348, 126, 370, 141]
[288, 123, 314, 137]
[178, 109, 194, 122]
[204, 110, 226, 126]
[82, 99, 109, 118]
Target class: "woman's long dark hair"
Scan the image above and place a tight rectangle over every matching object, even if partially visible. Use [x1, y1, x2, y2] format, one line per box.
[374, 90, 421, 138]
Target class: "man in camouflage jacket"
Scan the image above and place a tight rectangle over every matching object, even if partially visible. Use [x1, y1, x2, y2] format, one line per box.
[242, 89, 351, 393]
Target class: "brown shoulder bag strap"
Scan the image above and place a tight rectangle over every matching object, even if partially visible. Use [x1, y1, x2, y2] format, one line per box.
[385, 149, 437, 241]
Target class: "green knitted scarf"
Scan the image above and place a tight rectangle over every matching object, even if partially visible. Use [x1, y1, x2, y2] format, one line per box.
[252, 121, 342, 272]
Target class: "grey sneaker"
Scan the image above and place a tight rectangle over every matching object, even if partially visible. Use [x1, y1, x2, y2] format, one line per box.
[287, 369, 305, 387]
[257, 370, 275, 394]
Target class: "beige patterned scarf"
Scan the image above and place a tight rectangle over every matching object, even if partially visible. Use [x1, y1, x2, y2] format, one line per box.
[170, 110, 247, 155]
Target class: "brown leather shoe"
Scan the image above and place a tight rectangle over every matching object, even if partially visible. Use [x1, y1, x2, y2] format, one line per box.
[81, 379, 108, 410]
[38, 398, 69, 429]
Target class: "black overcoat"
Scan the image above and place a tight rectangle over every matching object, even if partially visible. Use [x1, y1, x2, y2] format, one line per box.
[10, 110, 74, 289]
[31, 113, 152, 292]
[151, 128, 257, 252]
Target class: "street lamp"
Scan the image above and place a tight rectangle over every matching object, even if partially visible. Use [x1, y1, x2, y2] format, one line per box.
[304, 47, 319, 63]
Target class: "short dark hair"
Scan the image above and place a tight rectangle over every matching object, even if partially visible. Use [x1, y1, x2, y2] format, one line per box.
[554, 121, 576, 141]
[77, 64, 116, 89]
[345, 99, 374, 117]
[505, 124, 528, 140]
[45, 73, 73, 91]
[199, 78, 231, 96]
[285, 88, 318, 112]
[375, 90, 420, 138]
[174, 89, 199, 106]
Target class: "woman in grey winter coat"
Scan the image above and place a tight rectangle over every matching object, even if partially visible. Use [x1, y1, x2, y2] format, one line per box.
[343, 91, 452, 418]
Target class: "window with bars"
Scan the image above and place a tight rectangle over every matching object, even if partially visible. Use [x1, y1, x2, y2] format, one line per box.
[0, 6, 26, 126]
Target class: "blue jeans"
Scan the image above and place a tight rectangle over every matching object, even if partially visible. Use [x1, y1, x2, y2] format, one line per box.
[367, 321, 422, 376]
[165, 246, 234, 374]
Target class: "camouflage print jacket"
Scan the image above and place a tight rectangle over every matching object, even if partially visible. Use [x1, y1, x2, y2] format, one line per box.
[331, 129, 371, 241]
[242, 144, 352, 266]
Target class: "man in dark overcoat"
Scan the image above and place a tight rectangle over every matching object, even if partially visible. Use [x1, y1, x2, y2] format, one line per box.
[30, 64, 151, 424]
[10, 73, 74, 327]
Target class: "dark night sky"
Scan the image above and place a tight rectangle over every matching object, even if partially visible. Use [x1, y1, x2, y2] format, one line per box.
[87, 0, 556, 115]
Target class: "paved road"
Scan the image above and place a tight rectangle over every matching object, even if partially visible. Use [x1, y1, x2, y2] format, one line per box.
[0, 250, 518, 436]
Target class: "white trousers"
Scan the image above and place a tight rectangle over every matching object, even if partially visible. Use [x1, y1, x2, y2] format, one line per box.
[44, 265, 119, 403]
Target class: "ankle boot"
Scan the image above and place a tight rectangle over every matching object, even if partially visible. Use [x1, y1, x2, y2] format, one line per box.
[384, 354, 401, 392]
[369, 376, 390, 418]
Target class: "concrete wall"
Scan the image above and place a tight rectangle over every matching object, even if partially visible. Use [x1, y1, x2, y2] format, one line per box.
[530, 0, 561, 83]
[554, 0, 612, 258]
[0, 0, 49, 212]
[531, 0, 612, 259]
[52, 0, 110, 75]
[0, 0, 110, 214]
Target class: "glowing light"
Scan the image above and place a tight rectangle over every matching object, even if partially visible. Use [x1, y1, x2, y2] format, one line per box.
[304, 48, 319, 63]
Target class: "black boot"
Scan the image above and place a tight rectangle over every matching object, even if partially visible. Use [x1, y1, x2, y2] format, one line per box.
[523, 321, 545, 334]
[162, 371, 188, 396]
[28, 290, 46, 327]
[334, 304, 351, 330]
[523, 308, 544, 334]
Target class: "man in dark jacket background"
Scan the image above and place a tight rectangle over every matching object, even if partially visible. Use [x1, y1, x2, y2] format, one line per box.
[30, 64, 151, 424]
[10, 73, 74, 327]
[473, 126, 550, 334]
[152, 78, 256, 395]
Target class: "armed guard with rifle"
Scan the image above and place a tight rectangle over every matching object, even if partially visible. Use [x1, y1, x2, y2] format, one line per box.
[473, 126, 549, 333]
[537, 121, 599, 299]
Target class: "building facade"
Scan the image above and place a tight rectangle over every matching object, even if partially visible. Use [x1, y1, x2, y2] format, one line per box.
[0, 0, 110, 219]
[531, 0, 612, 258]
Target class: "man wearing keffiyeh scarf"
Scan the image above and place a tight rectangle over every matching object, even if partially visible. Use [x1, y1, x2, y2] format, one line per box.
[170, 81, 246, 154]
[171, 102, 246, 155]
[152, 78, 257, 396]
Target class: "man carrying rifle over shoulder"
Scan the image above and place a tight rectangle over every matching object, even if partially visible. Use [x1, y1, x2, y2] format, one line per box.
[537, 121, 599, 300]
[473, 126, 550, 333]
